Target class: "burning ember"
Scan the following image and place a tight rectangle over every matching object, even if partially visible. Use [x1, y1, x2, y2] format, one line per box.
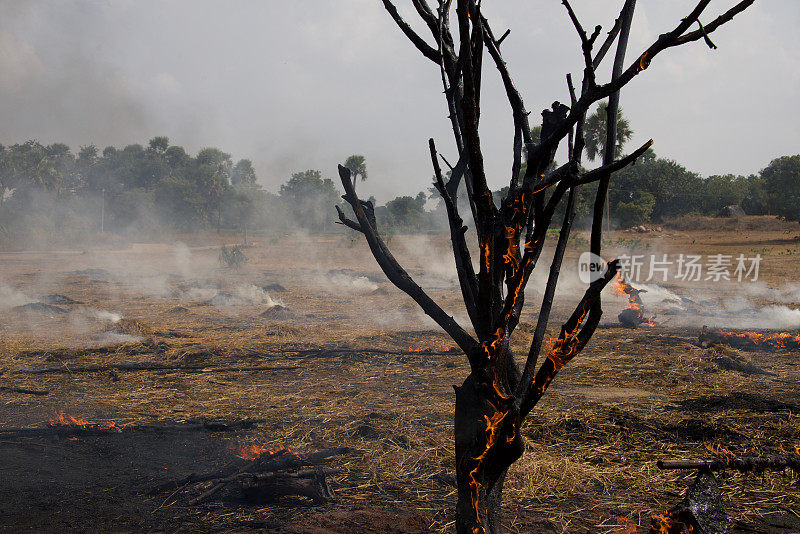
[649, 512, 687, 534]
[409, 344, 458, 353]
[704, 442, 737, 466]
[611, 275, 655, 328]
[49, 411, 132, 432]
[614, 516, 638, 534]
[699, 326, 800, 351]
[235, 443, 288, 461]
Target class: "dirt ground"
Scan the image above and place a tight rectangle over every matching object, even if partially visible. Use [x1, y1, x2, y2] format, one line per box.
[1, 216, 798, 533]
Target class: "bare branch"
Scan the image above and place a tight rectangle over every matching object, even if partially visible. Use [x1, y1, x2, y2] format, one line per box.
[482, 15, 532, 193]
[411, 0, 439, 36]
[592, 5, 621, 69]
[382, 0, 442, 63]
[496, 28, 510, 46]
[591, 0, 636, 256]
[575, 139, 652, 187]
[671, 1, 754, 48]
[335, 205, 363, 233]
[336, 165, 480, 356]
[528, 0, 752, 175]
[596, 0, 751, 99]
[455, 0, 498, 332]
[430, 138, 480, 332]
[562, 0, 600, 86]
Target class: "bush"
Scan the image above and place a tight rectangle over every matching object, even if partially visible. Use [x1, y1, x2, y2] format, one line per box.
[615, 191, 655, 228]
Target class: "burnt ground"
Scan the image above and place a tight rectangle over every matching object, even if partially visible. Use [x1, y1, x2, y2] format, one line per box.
[0, 225, 799, 533]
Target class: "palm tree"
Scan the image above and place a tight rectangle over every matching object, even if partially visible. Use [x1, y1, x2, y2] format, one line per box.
[343, 155, 367, 192]
[584, 101, 633, 161]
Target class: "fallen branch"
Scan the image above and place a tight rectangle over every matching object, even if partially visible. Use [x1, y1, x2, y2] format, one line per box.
[658, 453, 800, 473]
[0, 386, 50, 396]
[183, 447, 349, 505]
[241, 470, 337, 504]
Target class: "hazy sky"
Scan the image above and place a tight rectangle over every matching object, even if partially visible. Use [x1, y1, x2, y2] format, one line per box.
[1, 1, 797, 200]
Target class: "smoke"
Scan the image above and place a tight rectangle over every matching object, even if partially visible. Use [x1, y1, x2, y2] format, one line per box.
[394, 235, 459, 289]
[743, 281, 800, 304]
[93, 332, 141, 345]
[228, 283, 282, 307]
[0, 281, 33, 310]
[173, 242, 195, 280]
[0, 279, 129, 346]
[81, 308, 122, 324]
[321, 272, 378, 294]
[608, 280, 800, 330]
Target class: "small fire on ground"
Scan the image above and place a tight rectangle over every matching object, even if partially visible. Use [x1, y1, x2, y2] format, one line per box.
[611, 275, 655, 328]
[649, 512, 689, 534]
[235, 443, 289, 461]
[699, 326, 800, 351]
[49, 411, 132, 432]
[409, 344, 458, 353]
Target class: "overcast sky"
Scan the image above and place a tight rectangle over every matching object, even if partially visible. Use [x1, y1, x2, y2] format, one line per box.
[1, 1, 797, 200]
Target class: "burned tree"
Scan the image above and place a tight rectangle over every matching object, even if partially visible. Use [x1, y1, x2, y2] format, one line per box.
[335, 1, 753, 532]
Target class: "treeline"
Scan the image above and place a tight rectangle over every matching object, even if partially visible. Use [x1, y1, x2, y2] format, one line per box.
[490, 149, 799, 229]
[1, 136, 797, 247]
[0, 138, 352, 245]
[0, 137, 453, 248]
[600, 149, 799, 227]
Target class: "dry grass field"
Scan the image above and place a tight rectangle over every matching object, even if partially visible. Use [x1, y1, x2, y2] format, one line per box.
[1, 216, 798, 533]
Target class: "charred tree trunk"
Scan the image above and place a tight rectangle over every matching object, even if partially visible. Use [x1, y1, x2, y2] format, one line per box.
[455, 373, 522, 534]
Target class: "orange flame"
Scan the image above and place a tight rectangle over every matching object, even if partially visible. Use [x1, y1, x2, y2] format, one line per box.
[479, 235, 491, 274]
[650, 513, 677, 534]
[614, 516, 638, 534]
[638, 51, 650, 72]
[468, 402, 510, 534]
[704, 442, 736, 466]
[611, 275, 628, 297]
[235, 443, 287, 461]
[710, 329, 800, 349]
[49, 411, 131, 432]
[611, 275, 655, 326]
[409, 344, 457, 353]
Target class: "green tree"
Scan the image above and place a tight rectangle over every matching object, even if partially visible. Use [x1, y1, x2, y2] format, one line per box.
[762, 155, 800, 222]
[3, 141, 60, 192]
[343, 155, 367, 191]
[193, 148, 233, 226]
[584, 101, 633, 161]
[699, 174, 749, 214]
[279, 170, 340, 232]
[196, 147, 232, 181]
[609, 149, 703, 221]
[741, 174, 767, 215]
[231, 159, 257, 185]
[615, 191, 655, 227]
[164, 145, 190, 172]
[148, 136, 170, 154]
[153, 176, 205, 231]
[384, 191, 428, 230]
